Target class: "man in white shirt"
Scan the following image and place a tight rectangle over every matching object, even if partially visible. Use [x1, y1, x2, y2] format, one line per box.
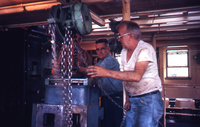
[87, 21, 164, 127]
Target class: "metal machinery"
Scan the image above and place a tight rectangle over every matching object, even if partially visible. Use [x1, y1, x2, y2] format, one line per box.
[32, 78, 103, 127]
[31, 2, 103, 127]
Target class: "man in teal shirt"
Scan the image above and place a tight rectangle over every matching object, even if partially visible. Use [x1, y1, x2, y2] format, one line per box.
[93, 39, 123, 127]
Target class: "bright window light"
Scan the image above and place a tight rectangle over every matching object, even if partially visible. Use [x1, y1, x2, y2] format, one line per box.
[166, 49, 189, 78]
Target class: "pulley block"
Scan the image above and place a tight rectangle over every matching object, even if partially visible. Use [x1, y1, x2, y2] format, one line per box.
[48, 2, 92, 42]
[71, 3, 92, 36]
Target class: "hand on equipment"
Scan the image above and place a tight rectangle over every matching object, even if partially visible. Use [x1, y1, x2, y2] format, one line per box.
[87, 65, 107, 77]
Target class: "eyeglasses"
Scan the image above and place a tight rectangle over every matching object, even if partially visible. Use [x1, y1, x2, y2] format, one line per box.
[117, 33, 131, 39]
[96, 47, 108, 52]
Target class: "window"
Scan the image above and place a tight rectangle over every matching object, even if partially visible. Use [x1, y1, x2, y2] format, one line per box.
[166, 49, 189, 78]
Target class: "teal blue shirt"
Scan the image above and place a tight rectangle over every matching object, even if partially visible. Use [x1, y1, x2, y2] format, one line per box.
[95, 54, 123, 96]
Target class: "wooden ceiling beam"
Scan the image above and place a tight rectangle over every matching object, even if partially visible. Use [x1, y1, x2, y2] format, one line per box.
[100, 6, 200, 19]
[134, 15, 200, 26]
[141, 24, 200, 32]
[84, 23, 200, 38]
[90, 10, 105, 26]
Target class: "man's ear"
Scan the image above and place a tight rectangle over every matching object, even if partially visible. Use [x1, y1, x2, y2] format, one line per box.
[130, 34, 135, 39]
[108, 47, 111, 51]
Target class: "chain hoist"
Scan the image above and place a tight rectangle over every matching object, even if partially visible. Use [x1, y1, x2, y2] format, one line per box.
[49, 22, 74, 126]
[49, 23, 57, 73]
[48, 2, 92, 126]
[73, 42, 89, 67]
[61, 26, 73, 126]
[65, 27, 73, 127]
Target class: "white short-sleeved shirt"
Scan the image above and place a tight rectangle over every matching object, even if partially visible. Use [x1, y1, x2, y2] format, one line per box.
[120, 40, 162, 96]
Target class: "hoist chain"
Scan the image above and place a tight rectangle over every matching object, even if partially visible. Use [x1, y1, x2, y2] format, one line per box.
[121, 109, 127, 127]
[49, 23, 57, 74]
[60, 27, 73, 127]
[65, 27, 73, 127]
[98, 85, 127, 127]
[61, 28, 68, 126]
[49, 22, 73, 127]
[72, 40, 78, 72]
[73, 43, 89, 67]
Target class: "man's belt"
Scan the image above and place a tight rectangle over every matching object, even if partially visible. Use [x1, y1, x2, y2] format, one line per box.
[129, 90, 159, 98]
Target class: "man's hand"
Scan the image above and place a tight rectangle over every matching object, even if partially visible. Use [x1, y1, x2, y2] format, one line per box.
[124, 92, 131, 110]
[87, 65, 108, 77]
[124, 100, 131, 111]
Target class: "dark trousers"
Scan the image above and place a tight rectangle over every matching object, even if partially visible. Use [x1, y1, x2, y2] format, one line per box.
[100, 93, 123, 127]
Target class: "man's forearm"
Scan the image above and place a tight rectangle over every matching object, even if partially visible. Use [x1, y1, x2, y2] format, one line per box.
[87, 65, 143, 82]
[106, 69, 141, 82]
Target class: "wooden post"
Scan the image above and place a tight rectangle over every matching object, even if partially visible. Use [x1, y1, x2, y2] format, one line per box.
[122, 0, 130, 21]
[152, 36, 157, 52]
[122, 0, 130, 107]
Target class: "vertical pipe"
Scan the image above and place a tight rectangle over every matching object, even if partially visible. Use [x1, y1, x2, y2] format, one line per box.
[122, 0, 130, 106]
